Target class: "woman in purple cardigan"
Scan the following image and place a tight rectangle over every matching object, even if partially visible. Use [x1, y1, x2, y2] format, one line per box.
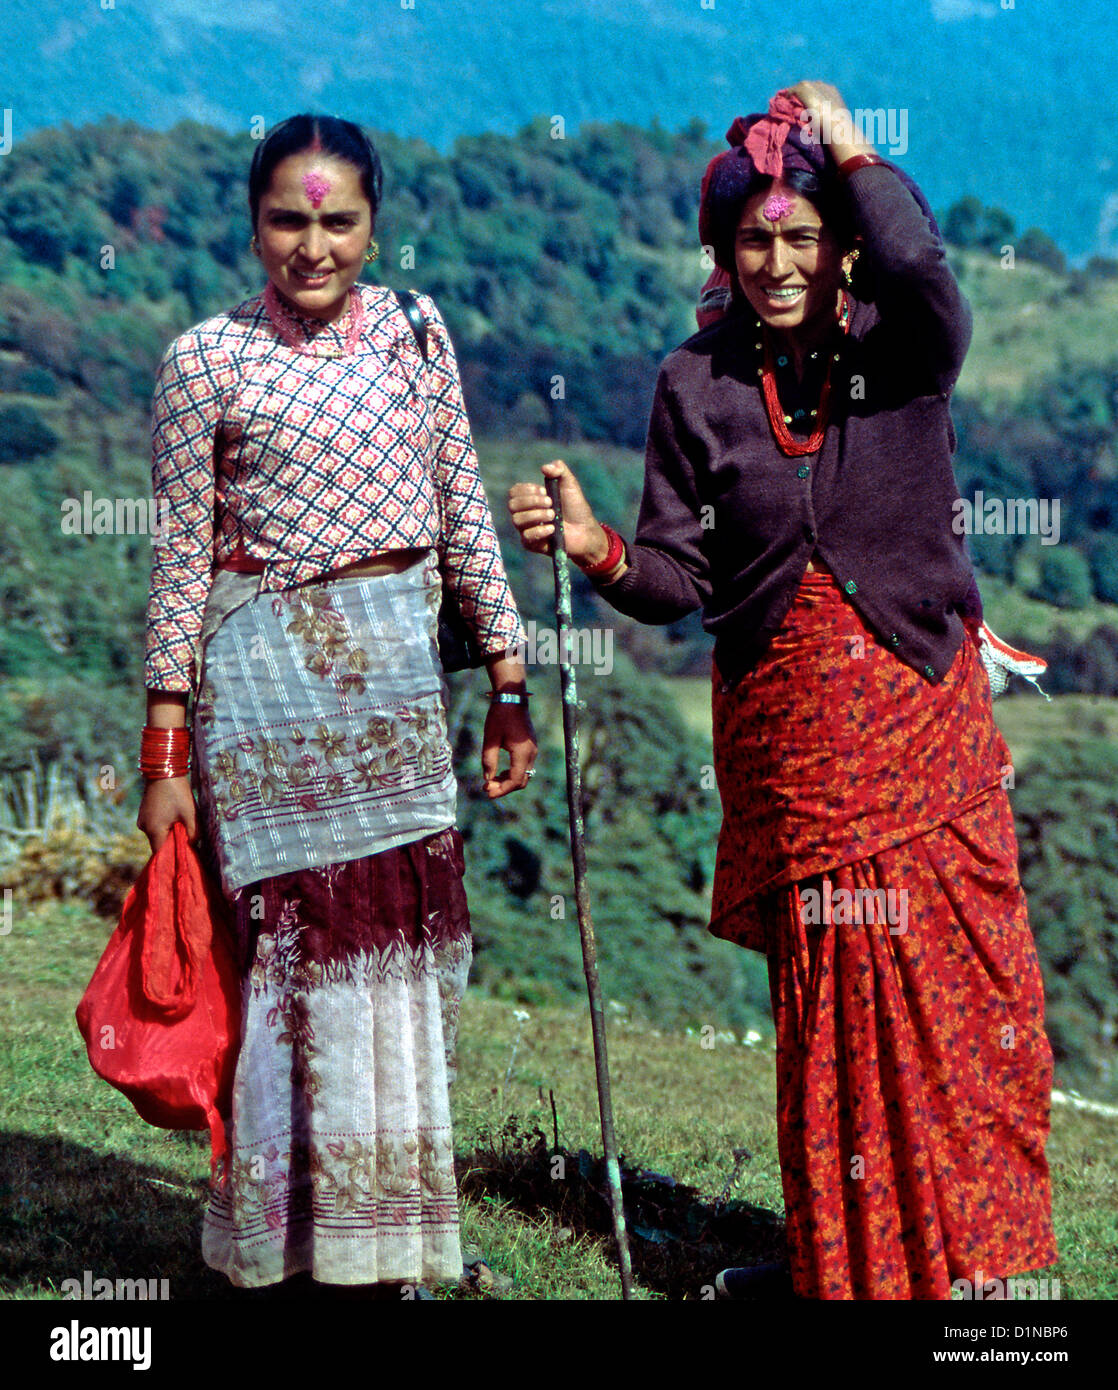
[508, 81, 1057, 1301]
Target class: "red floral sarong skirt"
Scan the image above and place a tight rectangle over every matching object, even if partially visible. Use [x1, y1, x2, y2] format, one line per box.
[710, 567, 1057, 1299]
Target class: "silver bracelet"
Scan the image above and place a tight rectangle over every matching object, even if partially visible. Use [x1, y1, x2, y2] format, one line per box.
[488, 691, 531, 706]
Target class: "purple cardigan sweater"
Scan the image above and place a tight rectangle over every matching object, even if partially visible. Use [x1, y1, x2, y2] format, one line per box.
[597, 163, 977, 689]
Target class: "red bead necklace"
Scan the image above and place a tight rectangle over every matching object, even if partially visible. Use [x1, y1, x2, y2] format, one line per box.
[759, 292, 852, 458]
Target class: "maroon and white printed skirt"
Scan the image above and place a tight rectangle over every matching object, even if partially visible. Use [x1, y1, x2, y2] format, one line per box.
[195, 566, 471, 1288]
[200, 832, 471, 1289]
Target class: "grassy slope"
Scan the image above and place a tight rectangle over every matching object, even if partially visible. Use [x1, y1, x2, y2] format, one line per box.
[953, 253, 1118, 406]
[0, 899, 1113, 1303]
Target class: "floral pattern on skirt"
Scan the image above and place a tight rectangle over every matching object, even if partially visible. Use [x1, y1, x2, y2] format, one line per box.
[192, 556, 456, 900]
[710, 567, 1010, 954]
[202, 829, 472, 1288]
[767, 794, 1057, 1299]
[193, 562, 472, 1289]
[708, 565, 1056, 1298]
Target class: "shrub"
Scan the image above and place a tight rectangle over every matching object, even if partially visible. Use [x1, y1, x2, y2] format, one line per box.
[4, 825, 151, 918]
[1031, 547, 1093, 609]
[1087, 535, 1118, 605]
[0, 404, 59, 463]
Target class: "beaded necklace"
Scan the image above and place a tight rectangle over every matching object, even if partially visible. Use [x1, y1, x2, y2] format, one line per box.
[756, 292, 851, 457]
[263, 281, 365, 358]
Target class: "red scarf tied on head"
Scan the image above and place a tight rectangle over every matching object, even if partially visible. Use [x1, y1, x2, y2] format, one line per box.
[740, 89, 808, 177]
[696, 89, 819, 321]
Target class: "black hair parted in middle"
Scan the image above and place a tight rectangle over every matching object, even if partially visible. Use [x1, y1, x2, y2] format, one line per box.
[248, 114, 384, 231]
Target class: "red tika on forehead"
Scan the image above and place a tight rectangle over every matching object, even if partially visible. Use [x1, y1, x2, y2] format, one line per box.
[762, 191, 795, 223]
[302, 169, 332, 207]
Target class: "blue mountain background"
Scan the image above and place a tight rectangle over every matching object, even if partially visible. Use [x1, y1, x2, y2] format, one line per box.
[3, 0, 1116, 262]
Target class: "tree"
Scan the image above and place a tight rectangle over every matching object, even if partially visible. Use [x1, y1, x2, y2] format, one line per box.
[0, 180, 71, 272]
[943, 196, 984, 248]
[942, 196, 1016, 253]
[1014, 738, 1118, 1099]
[0, 405, 59, 463]
[1017, 228, 1066, 274]
[1088, 537, 1118, 604]
[1032, 547, 1093, 609]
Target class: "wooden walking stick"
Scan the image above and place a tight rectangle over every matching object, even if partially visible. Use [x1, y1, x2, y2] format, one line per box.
[545, 475, 634, 1301]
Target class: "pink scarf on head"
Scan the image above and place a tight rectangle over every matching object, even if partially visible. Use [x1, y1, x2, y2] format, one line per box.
[740, 89, 808, 177]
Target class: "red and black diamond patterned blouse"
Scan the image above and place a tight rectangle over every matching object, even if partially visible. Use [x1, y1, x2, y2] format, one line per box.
[144, 284, 522, 692]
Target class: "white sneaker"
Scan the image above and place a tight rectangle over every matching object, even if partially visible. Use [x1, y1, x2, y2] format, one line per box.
[975, 622, 1051, 700]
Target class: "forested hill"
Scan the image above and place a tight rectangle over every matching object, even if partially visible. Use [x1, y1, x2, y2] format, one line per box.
[0, 117, 717, 445]
[2, 114, 1115, 444]
[3, 117, 1118, 642]
[1, 117, 1117, 1101]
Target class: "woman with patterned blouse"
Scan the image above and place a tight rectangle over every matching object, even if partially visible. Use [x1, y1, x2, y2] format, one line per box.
[137, 114, 536, 1293]
[509, 82, 1057, 1301]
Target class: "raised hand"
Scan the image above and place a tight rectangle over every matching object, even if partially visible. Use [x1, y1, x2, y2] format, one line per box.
[786, 80, 876, 165]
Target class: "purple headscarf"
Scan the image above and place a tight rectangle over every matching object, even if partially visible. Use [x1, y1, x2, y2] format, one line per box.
[698, 90, 941, 276]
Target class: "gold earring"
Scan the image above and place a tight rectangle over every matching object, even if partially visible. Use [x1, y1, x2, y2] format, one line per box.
[250, 236, 261, 257]
[843, 247, 860, 287]
[364, 240, 380, 264]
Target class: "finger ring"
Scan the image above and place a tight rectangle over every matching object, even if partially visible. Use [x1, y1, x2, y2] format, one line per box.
[527, 769, 536, 779]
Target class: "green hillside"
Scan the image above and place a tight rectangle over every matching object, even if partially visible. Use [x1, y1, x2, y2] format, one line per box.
[954, 250, 1118, 406]
[0, 117, 1116, 1101]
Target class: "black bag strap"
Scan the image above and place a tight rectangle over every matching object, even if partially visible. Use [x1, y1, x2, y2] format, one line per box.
[390, 290, 481, 671]
[394, 289, 429, 364]
[392, 287, 443, 546]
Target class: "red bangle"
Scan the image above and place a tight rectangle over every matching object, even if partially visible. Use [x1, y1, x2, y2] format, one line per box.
[139, 726, 191, 780]
[577, 524, 625, 578]
[838, 153, 885, 179]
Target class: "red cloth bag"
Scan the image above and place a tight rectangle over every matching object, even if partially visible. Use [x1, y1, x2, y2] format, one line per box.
[76, 821, 241, 1182]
